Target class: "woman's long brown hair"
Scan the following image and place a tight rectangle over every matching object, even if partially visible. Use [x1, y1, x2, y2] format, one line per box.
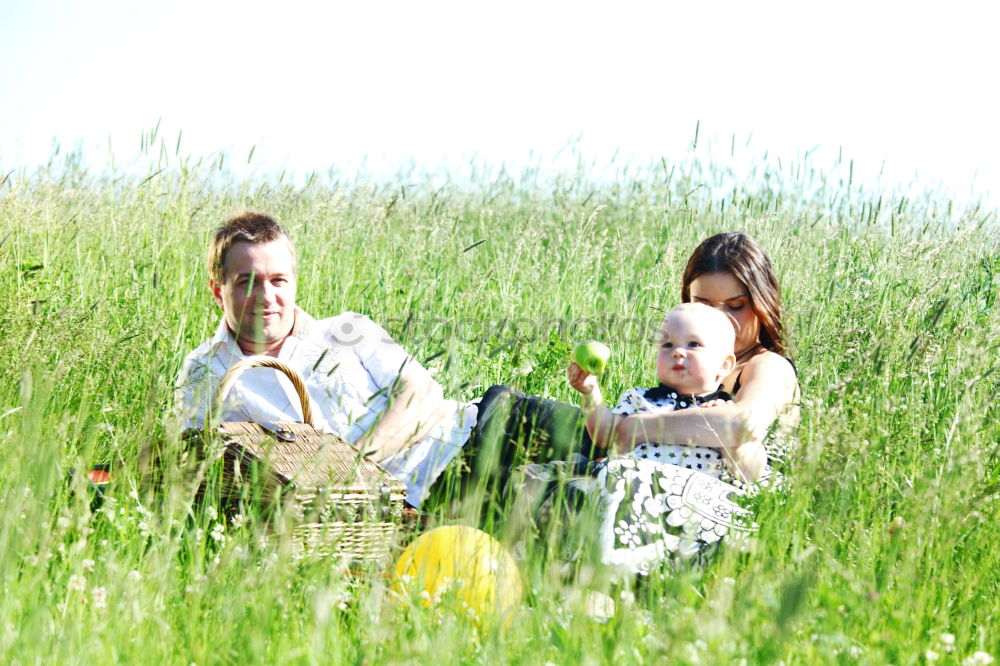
[680, 232, 786, 355]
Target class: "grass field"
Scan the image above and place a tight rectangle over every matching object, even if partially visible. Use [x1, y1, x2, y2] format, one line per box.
[1, 145, 998, 665]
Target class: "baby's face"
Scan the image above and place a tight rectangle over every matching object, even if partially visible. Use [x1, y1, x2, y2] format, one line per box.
[655, 307, 736, 395]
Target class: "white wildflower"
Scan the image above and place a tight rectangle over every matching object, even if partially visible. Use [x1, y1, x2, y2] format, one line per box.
[230, 513, 245, 529]
[682, 642, 702, 663]
[210, 523, 226, 542]
[205, 506, 217, 521]
[926, 649, 939, 661]
[583, 591, 615, 623]
[91, 586, 108, 609]
[82, 558, 95, 573]
[68, 574, 86, 592]
[57, 516, 71, 530]
[941, 634, 956, 653]
[963, 652, 994, 666]
[127, 570, 142, 583]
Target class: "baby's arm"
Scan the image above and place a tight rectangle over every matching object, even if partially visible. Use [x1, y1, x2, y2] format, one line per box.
[567, 361, 618, 451]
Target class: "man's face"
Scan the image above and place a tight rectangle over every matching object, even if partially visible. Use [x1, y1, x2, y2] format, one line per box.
[655, 308, 735, 395]
[211, 239, 297, 354]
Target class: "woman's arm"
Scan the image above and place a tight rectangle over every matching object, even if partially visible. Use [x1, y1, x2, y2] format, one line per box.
[613, 352, 798, 482]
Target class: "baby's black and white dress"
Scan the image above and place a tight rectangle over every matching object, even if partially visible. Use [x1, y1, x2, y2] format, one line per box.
[597, 385, 758, 575]
[612, 385, 732, 478]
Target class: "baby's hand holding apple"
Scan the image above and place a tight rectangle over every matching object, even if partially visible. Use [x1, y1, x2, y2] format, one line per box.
[568, 361, 597, 395]
[573, 341, 610, 376]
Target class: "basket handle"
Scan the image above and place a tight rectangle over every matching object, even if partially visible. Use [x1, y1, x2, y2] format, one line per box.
[212, 356, 315, 427]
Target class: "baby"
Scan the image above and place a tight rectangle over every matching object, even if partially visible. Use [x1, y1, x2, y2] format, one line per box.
[568, 302, 737, 479]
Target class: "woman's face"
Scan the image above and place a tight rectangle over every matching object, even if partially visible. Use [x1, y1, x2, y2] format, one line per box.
[687, 271, 760, 355]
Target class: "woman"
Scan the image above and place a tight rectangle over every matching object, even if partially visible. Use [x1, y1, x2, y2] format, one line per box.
[460, 233, 799, 551]
[611, 231, 799, 482]
[589, 231, 801, 572]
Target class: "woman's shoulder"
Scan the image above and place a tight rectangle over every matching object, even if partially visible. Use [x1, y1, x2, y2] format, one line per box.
[743, 349, 797, 381]
[729, 350, 799, 411]
[741, 349, 801, 432]
[724, 349, 796, 395]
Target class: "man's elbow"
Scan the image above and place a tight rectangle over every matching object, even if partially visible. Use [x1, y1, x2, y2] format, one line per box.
[421, 375, 445, 406]
[401, 371, 445, 414]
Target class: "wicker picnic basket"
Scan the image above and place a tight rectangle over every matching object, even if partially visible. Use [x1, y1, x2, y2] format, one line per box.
[188, 356, 407, 562]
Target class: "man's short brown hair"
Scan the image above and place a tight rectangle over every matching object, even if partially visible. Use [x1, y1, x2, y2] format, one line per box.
[208, 211, 296, 283]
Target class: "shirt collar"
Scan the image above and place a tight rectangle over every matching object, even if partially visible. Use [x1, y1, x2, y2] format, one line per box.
[643, 383, 733, 404]
[208, 314, 240, 359]
[207, 307, 316, 358]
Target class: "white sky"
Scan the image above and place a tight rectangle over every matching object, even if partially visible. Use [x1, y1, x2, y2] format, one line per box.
[2, 0, 998, 206]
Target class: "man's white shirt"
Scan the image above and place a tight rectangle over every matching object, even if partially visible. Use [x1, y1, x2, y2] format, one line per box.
[175, 310, 477, 506]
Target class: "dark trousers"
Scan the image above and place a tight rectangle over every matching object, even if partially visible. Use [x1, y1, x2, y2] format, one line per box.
[429, 385, 602, 521]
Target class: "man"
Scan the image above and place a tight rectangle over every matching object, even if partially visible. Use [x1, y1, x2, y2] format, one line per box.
[176, 211, 478, 506]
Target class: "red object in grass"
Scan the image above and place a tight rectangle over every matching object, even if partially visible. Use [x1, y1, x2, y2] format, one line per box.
[87, 469, 112, 484]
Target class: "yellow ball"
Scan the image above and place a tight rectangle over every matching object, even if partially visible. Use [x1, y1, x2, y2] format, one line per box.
[393, 525, 522, 625]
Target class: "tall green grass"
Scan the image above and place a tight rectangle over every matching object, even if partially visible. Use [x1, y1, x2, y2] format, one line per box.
[1, 145, 997, 664]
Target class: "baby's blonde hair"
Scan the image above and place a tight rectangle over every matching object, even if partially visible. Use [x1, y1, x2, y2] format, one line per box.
[664, 302, 736, 352]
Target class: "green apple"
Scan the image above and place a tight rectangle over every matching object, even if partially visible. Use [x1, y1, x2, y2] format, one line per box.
[573, 340, 611, 376]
